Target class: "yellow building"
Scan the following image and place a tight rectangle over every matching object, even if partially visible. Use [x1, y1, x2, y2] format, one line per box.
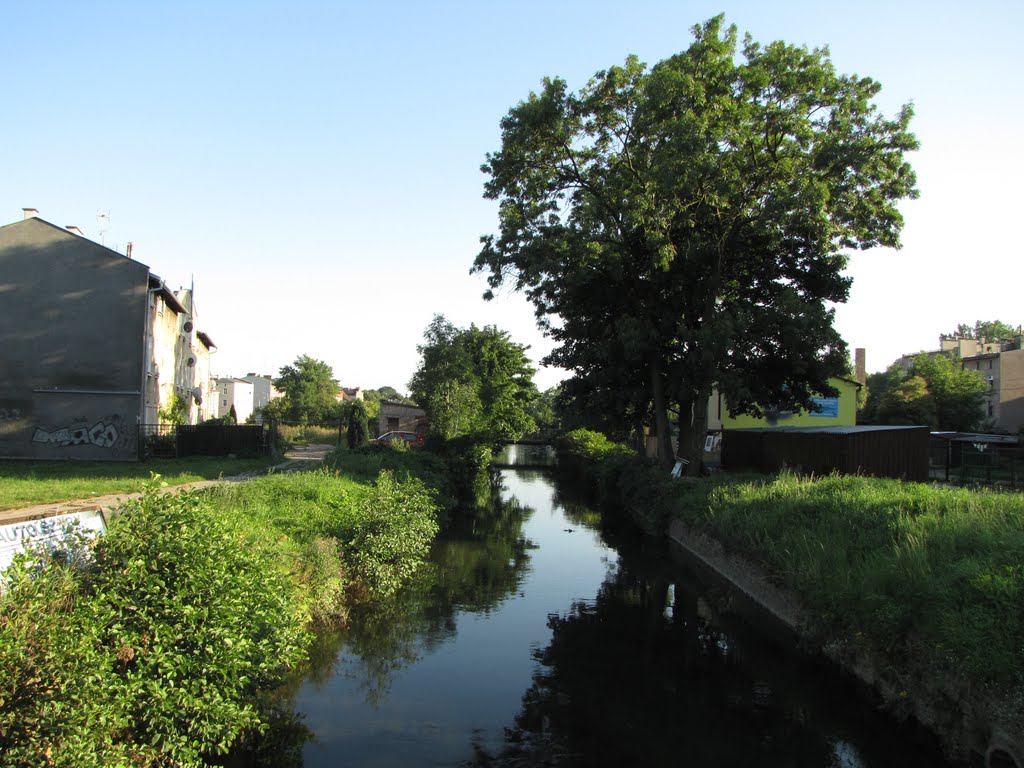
[707, 377, 861, 431]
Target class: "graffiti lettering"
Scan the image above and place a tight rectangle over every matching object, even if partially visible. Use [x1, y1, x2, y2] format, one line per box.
[32, 421, 120, 448]
[0, 408, 22, 421]
[0, 511, 106, 573]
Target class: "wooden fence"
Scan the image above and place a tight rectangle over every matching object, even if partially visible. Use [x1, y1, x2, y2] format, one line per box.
[722, 425, 930, 482]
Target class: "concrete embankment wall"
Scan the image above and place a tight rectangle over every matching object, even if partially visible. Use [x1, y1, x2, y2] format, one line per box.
[665, 519, 1023, 768]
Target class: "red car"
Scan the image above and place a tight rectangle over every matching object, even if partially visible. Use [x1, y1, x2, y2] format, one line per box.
[372, 431, 425, 447]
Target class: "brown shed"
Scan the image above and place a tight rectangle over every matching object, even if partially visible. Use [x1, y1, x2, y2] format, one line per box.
[722, 425, 930, 482]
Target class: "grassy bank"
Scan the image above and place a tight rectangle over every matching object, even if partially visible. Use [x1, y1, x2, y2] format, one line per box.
[0, 455, 279, 510]
[556, 429, 1024, 717]
[0, 449, 443, 767]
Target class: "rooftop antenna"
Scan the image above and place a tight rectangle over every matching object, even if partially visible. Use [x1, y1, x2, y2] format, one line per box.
[96, 209, 111, 245]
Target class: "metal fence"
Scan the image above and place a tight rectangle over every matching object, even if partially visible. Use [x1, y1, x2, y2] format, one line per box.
[958, 442, 1024, 489]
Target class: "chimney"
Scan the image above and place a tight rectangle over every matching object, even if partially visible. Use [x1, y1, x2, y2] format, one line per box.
[22, 208, 39, 220]
[126, 242, 133, 259]
[855, 348, 866, 386]
[65, 225, 85, 237]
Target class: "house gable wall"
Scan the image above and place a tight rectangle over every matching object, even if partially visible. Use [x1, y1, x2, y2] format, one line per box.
[0, 218, 149, 459]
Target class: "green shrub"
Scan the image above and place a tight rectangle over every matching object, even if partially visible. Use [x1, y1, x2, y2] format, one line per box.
[556, 428, 653, 517]
[348, 471, 440, 599]
[0, 481, 309, 767]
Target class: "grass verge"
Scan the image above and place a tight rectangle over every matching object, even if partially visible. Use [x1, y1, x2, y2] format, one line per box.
[0, 455, 280, 510]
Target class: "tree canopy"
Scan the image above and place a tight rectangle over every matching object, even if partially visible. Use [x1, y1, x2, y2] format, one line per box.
[862, 354, 988, 431]
[271, 354, 339, 423]
[408, 315, 538, 443]
[473, 15, 918, 471]
[943, 320, 1020, 341]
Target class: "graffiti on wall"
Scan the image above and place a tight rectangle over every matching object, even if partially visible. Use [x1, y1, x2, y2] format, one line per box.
[0, 408, 22, 421]
[0, 511, 107, 573]
[32, 419, 122, 449]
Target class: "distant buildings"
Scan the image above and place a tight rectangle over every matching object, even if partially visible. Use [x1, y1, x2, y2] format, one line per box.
[208, 374, 282, 423]
[898, 333, 1024, 434]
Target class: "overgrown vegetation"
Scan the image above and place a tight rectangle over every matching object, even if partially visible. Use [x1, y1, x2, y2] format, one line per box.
[557, 429, 1024, 703]
[0, 447, 445, 766]
[274, 422, 340, 447]
[0, 483, 308, 767]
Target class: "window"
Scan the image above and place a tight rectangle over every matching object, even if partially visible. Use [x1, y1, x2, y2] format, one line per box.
[387, 417, 400, 431]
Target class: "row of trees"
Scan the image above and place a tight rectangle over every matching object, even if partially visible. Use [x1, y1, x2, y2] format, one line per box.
[941, 320, 1020, 342]
[472, 15, 919, 472]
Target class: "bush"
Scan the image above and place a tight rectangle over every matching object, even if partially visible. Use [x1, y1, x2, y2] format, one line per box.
[0, 481, 309, 767]
[348, 471, 440, 599]
[556, 428, 652, 517]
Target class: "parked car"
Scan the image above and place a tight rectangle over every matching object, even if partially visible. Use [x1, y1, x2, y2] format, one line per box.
[372, 430, 425, 447]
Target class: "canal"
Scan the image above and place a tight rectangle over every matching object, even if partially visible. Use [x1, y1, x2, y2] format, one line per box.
[286, 456, 951, 767]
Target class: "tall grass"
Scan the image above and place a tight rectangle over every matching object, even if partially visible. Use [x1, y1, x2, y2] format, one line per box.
[276, 423, 341, 446]
[684, 472, 1024, 688]
[557, 430, 1024, 697]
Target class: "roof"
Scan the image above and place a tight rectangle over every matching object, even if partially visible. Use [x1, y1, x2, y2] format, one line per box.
[726, 425, 928, 435]
[196, 331, 215, 349]
[148, 274, 188, 314]
[932, 431, 1020, 445]
[2, 216, 151, 269]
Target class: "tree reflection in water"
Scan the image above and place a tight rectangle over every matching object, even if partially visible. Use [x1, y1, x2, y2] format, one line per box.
[470, 493, 950, 768]
[310, 483, 537, 707]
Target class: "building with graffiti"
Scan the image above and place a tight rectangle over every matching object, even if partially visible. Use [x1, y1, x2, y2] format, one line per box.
[0, 209, 216, 460]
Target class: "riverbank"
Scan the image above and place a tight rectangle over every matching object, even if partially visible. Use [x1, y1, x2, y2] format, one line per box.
[0, 444, 447, 767]
[555, 429, 1024, 768]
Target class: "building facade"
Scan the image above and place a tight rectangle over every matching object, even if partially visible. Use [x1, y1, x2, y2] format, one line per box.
[240, 373, 281, 414]
[212, 378, 256, 424]
[706, 377, 861, 431]
[960, 345, 1024, 434]
[378, 401, 426, 436]
[0, 211, 215, 460]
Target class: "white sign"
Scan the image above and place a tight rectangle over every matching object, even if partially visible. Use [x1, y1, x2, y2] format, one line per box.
[0, 511, 107, 573]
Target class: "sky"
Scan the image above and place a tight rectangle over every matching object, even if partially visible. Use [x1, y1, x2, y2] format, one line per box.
[4, 1, 1022, 393]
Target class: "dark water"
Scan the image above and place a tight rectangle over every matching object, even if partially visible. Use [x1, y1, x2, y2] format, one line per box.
[289, 463, 951, 767]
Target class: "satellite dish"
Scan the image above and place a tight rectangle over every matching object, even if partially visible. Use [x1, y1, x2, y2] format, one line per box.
[183, 321, 194, 333]
[186, 356, 196, 367]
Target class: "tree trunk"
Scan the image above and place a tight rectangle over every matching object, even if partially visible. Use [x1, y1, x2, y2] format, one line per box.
[678, 384, 712, 477]
[650, 361, 674, 469]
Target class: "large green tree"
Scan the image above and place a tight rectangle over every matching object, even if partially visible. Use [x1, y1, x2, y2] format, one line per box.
[409, 315, 538, 443]
[272, 354, 339, 424]
[473, 15, 918, 471]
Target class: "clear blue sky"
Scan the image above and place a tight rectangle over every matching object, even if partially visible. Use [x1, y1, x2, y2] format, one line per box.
[5, 1, 1021, 392]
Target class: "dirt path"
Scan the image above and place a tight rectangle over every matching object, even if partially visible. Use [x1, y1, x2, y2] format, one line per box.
[0, 444, 335, 526]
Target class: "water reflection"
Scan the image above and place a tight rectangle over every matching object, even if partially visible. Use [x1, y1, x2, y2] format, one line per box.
[473, 483, 951, 768]
[259, 465, 950, 768]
